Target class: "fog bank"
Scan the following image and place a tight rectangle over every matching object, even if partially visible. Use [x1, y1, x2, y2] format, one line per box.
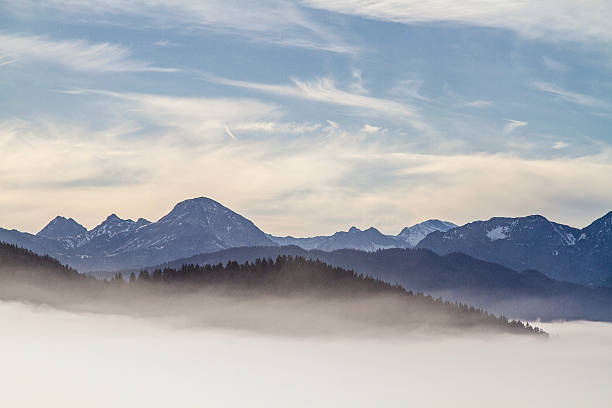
[1, 301, 610, 407]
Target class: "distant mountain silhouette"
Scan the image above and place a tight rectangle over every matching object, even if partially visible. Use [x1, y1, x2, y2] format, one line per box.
[267, 220, 456, 251]
[1, 197, 610, 286]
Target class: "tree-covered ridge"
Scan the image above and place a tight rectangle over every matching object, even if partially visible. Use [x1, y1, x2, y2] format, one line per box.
[133, 255, 546, 336]
[145, 245, 612, 322]
[0, 242, 545, 336]
[0, 242, 81, 280]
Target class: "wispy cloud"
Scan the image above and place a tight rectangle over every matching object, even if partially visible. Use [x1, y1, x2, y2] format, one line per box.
[0, 54, 17, 67]
[303, 0, 612, 46]
[533, 81, 606, 107]
[154, 39, 177, 47]
[2, 117, 611, 235]
[0, 33, 176, 73]
[390, 77, 432, 102]
[542, 56, 568, 72]
[7, 0, 357, 54]
[456, 99, 494, 108]
[361, 124, 384, 134]
[223, 125, 237, 140]
[208, 75, 430, 131]
[504, 119, 528, 134]
[65, 88, 281, 139]
[350, 69, 367, 95]
[232, 122, 322, 134]
[60, 88, 329, 144]
[552, 141, 569, 149]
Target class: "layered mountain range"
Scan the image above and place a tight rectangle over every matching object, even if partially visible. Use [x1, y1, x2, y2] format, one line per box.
[0, 242, 545, 336]
[0, 197, 454, 272]
[1, 197, 611, 288]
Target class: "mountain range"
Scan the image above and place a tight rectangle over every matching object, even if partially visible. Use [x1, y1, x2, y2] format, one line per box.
[0, 198, 273, 271]
[417, 213, 612, 286]
[0, 197, 454, 272]
[1, 196, 611, 287]
[268, 219, 456, 251]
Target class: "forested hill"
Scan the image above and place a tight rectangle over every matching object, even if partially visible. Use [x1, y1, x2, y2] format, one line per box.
[142, 245, 612, 322]
[0, 242, 81, 282]
[0, 242, 544, 336]
[135, 256, 544, 335]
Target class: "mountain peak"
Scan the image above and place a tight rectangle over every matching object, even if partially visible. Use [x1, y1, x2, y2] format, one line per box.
[348, 226, 360, 233]
[105, 213, 121, 222]
[163, 197, 227, 219]
[175, 196, 218, 208]
[397, 219, 457, 247]
[582, 210, 612, 240]
[37, 216, 86, 239]
[136, 218, 151, 226]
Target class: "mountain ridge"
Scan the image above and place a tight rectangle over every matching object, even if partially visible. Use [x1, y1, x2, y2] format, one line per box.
[418, 212, 612, 285]
[1, 197, 611, 285]
[268, 219, 457, 251]
[1, 197, 274, 271]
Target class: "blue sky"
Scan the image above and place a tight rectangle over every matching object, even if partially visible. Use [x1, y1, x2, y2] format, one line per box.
[1, 0, 611, 235]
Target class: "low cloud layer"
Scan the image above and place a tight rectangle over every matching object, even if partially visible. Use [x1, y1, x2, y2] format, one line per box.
[1, 301, 610, 407]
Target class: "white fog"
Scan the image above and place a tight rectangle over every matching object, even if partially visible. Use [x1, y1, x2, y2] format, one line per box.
[1, 300, 610, 407]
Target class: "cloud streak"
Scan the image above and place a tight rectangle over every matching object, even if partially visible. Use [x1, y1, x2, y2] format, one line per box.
[65, 88, 281, 140]
[209, 75, 430, 131]
[303, 0, 612, 46]
[504, 119, 527, 134]
[0, 33, 176, 73]
[224, 125, 237, 140]
[533, 81, 607, 108]
[7, 0, 357, 54]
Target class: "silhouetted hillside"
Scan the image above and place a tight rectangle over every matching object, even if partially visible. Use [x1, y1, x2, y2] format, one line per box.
[0, 242, 81, 283]
[0, 243, 543, 337]
[143, 245, 612, 322]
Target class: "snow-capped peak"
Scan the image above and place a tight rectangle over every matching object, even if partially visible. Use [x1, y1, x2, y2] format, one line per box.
[397, 219, 457, 247]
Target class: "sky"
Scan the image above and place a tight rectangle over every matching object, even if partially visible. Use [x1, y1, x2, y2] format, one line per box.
[1, 0, 611, 236]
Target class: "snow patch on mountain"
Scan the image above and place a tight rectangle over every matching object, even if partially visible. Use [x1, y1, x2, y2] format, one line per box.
[486, 226, 509, 241]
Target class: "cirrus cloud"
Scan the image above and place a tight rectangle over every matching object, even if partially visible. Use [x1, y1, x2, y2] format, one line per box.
[302, 0, 612, 46]
[0, 33, 176, 73]
[1, 116, 611, 235]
